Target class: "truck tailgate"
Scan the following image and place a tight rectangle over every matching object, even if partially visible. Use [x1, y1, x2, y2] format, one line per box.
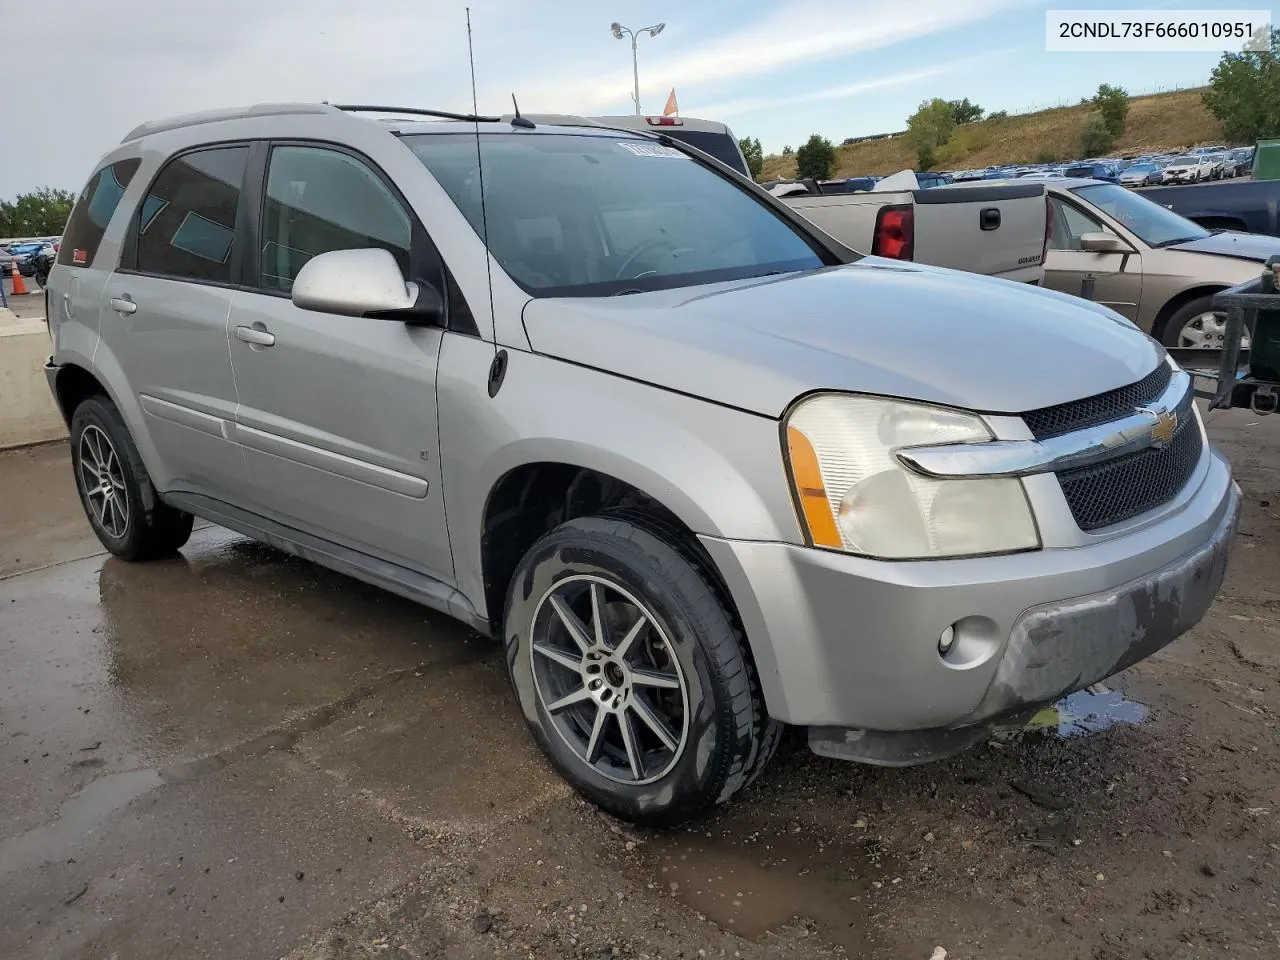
[913, 182, 1046, 280]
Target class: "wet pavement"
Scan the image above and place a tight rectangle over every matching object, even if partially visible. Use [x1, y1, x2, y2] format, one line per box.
[2, 409, 1279, 959]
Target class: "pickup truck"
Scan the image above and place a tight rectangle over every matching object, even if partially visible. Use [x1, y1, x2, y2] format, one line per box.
[778, 175, 1049, 283]
[1138, 179, 1280, 236]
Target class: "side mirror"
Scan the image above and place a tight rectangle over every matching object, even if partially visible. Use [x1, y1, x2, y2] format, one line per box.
[291, 248, 443, 324]
[1078, 231, 1131, 254]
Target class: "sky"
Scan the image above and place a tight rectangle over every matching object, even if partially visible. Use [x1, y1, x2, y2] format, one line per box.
[3, 0, 1235, 197]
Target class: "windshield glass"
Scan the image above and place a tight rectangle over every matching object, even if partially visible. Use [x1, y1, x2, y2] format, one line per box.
[403, 132, 827, 297]
[1128, 163, 1157, 172]
[1072, 182, 1210, 246]
[1171, 155, 1197, 164]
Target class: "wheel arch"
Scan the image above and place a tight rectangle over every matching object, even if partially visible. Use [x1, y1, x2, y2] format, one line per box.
[479, 460, 748, 645]
[1152, 284, 1229, 344]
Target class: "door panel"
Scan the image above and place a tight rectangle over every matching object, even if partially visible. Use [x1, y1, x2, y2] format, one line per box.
[227, 142, 451, 579]
[1043, 197, 1142, 320]
[99, 145, 251, 498]
[228, 295, 450, 578]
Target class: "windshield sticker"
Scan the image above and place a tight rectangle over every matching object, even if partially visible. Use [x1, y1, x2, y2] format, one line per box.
[617, 142, 687, 159]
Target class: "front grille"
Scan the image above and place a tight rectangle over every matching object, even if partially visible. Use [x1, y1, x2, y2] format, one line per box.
[1057, 417, 1203, 531]
[1023, 364, 1172, 440]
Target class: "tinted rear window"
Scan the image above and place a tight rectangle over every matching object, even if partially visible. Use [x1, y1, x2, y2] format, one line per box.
[653, 129, 749, 176]
[56, 158, 142, 267]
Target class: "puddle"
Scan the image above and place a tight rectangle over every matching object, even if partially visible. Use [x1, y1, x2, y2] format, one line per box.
[641, 821, 897, 954]
[994, 685, 1149, 742]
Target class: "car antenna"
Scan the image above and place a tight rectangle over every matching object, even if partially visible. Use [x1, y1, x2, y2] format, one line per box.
[466, 8, 506, 393]
[510, 94, 535, 129]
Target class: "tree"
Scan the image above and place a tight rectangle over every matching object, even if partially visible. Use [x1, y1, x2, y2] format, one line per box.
[1092, 83, 1130, 138]
[0, 187, 75, 237]
[988, 110, 1009, 122]
[781, 145, 794, 156]
[737, 136, 764, 178]
[1203, 27, 1280, 142]
[794, 134, 835, 180]
[906, 98, 955, 170]
[949, 98, 984, 125]
[1079, 112, 1115, 156]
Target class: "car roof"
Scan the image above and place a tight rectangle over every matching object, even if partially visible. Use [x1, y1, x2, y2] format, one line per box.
[120, 102, 657, 144]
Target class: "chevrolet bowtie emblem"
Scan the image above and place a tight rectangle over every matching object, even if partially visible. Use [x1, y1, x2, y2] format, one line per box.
[1137, 405, 1178, 447]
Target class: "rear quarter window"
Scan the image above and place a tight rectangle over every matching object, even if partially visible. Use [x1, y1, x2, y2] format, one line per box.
[56, 158, 142, 267]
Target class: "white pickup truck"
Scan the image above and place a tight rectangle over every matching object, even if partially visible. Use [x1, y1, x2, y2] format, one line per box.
[773, 173, 1050, 283]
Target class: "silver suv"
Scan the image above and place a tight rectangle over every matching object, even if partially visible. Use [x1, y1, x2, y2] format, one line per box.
[45, 103, 1239, 825]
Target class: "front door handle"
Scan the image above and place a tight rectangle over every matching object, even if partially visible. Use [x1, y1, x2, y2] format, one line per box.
[235, 324, 276, 347]
[109, 296, 137, 315]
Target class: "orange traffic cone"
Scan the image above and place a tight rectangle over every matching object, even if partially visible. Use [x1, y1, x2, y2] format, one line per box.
[10, 261, 28, 296]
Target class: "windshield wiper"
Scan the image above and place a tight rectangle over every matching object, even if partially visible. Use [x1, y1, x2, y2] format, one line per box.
[1149, 235, 1205, 248]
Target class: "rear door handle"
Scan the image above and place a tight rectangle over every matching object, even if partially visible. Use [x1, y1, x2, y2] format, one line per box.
[109, 296, 137, 314]
[235, 324, 276, 347]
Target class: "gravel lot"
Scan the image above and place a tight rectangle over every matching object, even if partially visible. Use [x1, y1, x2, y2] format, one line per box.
[1, 403, 1277, 960]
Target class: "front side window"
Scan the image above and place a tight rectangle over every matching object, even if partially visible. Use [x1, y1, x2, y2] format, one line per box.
[259, 145, 412, 293]
[403, 132, 828, 297]
[136, 146, 249, 284]
[1049, 198, 1104, 251]
[57, 157, 142, 267]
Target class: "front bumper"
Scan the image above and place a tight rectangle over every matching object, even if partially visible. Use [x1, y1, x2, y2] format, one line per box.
[700, 449, 1239, 733]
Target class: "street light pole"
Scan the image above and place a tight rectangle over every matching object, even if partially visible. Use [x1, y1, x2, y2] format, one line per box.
[610, 21, 665, 116]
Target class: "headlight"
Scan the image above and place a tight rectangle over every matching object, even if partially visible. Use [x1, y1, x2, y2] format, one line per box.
[784, 394, 1040, 559]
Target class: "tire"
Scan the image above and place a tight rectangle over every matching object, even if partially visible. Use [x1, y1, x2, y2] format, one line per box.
[1159, 295, 1225, 350]
[503, 516, 781, 826]
[70, 394, 193, 560]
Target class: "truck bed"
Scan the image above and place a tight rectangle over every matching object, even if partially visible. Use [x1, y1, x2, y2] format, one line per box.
[782, 181, 1047, 282]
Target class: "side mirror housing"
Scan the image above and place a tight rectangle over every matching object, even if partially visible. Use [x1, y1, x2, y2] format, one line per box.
[291, 248, 443, 324]
[1078, 231, 1131, 254]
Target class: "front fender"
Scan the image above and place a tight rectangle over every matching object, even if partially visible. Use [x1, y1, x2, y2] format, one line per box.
[437, 336, 802, 619]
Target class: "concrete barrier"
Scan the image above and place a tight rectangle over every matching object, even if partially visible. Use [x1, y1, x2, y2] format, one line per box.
[1, 311, 67, 449]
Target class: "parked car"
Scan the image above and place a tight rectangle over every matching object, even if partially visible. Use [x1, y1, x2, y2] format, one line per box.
[1118, 162, 1163, 187]
[1228, 146, 1255, 177]
[780, 174, 1049, 283]
[1138, 179, 1280, 235]
[7, 240, 45, 276]
[45, 103, 1238, 825]
[1063, 162, 1118, 182]
[1162, 155, 1217, 184]
[1044, 178, 1280, 347]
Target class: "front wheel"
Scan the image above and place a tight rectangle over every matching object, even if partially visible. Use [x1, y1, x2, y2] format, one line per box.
[1159, 295, 1251, 351]
[504, 516, 781, 826]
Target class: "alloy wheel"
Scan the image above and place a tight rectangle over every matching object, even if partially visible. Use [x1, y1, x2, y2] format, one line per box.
[529, 575, 690, 785]
[78, 425, 129, 538]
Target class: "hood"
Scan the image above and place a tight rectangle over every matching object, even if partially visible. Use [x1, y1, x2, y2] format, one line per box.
[521, 261, 1162, 418]
[1171, 231, 1280, 263]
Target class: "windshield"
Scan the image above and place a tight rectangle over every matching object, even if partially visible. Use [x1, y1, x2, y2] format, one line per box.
[403, 132, 828, 297]
[1170, 156, 1197, 165]
[1128, 163, 1157, 172]
[1072, 182, 1210, 246]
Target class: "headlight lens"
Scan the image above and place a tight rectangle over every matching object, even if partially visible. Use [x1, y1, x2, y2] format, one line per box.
[785, 395, 1040, 559]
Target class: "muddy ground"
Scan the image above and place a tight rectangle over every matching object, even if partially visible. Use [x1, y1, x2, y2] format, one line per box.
[1, 404, 1277, 960]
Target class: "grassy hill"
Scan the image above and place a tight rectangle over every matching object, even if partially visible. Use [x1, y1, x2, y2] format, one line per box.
[760, 88, 1226, 181]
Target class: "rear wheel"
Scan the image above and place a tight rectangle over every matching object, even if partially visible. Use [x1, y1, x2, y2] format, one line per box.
[70, 394, 193, 560]
[503, 516, 780, 826]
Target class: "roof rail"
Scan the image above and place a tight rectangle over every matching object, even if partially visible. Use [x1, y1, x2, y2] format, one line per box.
[332, 104, 500, 123]
[121, 102, 338, 143]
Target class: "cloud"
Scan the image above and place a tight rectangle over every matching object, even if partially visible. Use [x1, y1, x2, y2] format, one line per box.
[690, 51, 1015, 120]
[496, 0, 1034, 113]
[4, 0, 1030, 194]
